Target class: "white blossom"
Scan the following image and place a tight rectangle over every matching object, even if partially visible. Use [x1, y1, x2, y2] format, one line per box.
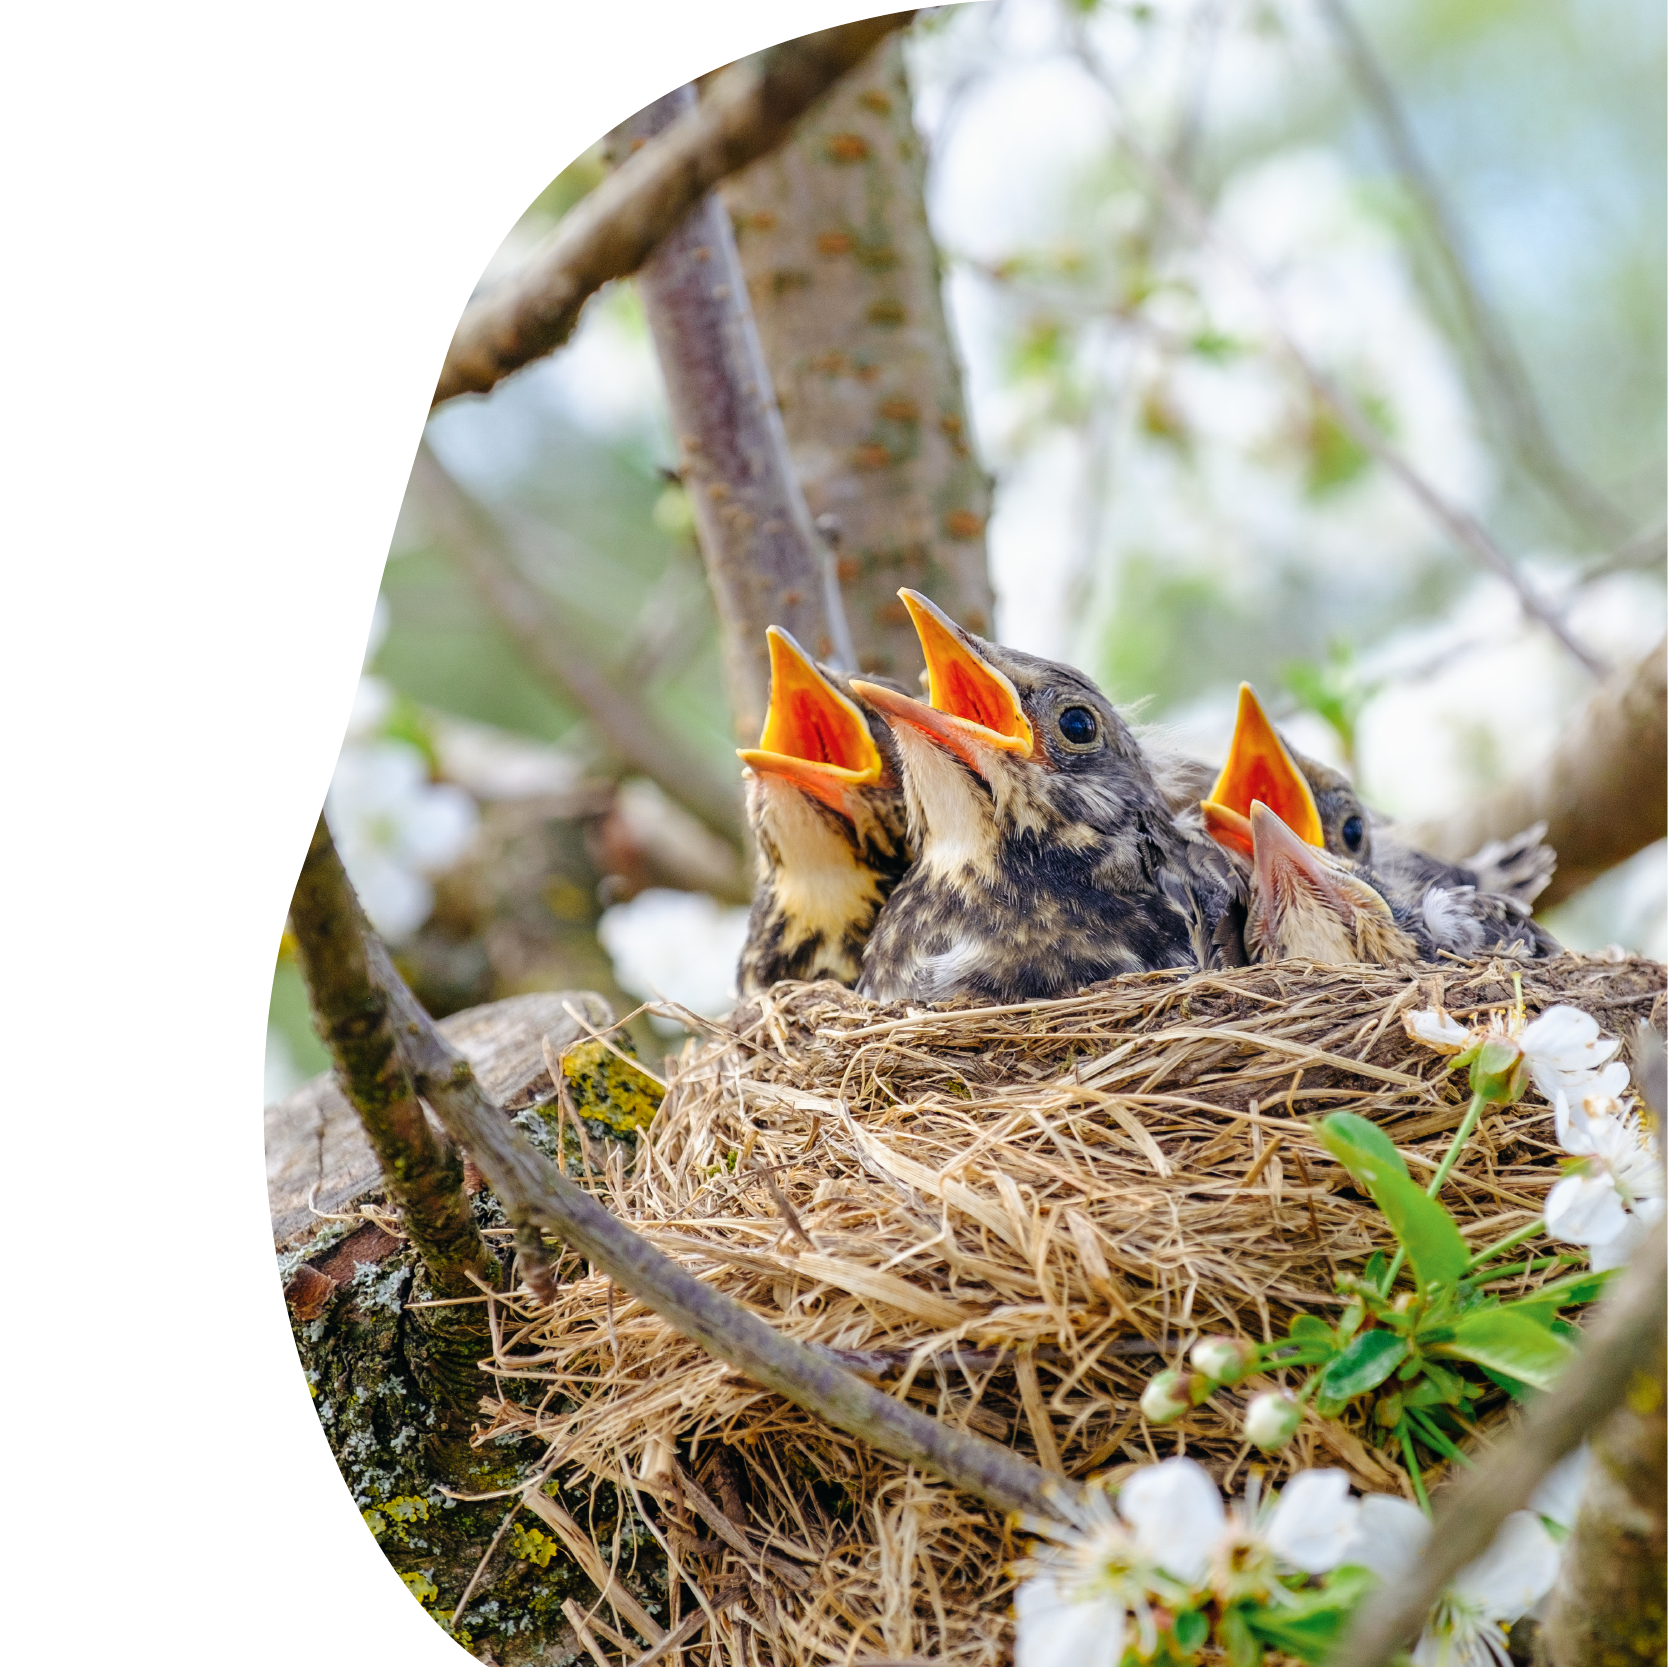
[1343, 1499, 1560, 1667]
[1012, 1489, 1157, 1667]
[1517, 1005, 1626, 1107]
[1528, 1446, 1590, 1534]
[1404, 1006, 1470, 1055]
[326, 740, 478, 941]
[1544, 1093, 1664, 1271]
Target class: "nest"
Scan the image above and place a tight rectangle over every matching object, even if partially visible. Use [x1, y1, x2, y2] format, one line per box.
[480, 954, 1664, 1666]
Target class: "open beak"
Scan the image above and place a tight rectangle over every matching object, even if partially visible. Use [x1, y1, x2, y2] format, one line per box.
[1250, 800, 1354, 919]
[898, 588, 1034, 756]
[1200, 799, 1255, 860]
[1204, 683, 1324, 847]
[736, 626, 883, 813]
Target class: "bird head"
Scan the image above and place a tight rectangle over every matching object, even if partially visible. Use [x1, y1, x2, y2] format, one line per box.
[1240, 801, 1418, 964]
[850, 589, 1166, 880]
[735, 627, 909, 991]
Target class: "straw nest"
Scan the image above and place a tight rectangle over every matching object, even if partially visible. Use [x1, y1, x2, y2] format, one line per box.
[480, 954, 1664, 1666]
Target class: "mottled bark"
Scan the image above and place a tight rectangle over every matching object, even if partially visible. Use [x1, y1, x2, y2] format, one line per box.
[433, 14, 914, 406]
[1404, 639, 1667, 907]
[1541, 1325, 1667, 1665]
[723, 32, 995, 679]
[626, 87, 856, 743]
[408, 438, 746, 847]
[288, 815, 502, 1421]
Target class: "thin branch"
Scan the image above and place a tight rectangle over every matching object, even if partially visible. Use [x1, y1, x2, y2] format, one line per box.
[625, 85, 857, 737]
[408, 437, 747, 849]
[1333, 1215, 1668, 1667]
[288, 814, 499, 1302]
[1065, 26, 1609, 680]
[289, 827, 1080, 1523]
[1317, 0, 1631, 543]
[433, 13, 916, 406]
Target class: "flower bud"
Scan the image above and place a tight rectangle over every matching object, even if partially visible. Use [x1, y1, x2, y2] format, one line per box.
[1190, 1335, 1259, 1385]
[1141, 1368, 1212, 1424]
[1464, 1034, 1529, 1104]
[1243, 1390, 1303, 1451]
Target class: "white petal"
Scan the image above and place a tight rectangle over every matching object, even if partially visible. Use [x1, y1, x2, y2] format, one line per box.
[1406, 1009, 1470, 1054]
[1339, 1494, 1430, 1585]
[1451, 1511, 1560, 1620]
[1589, 1213, 1650, 1272]
[1267, 1470, 1359, 1573]
[1521, 1006, 1623, 1105]
[1014, 1575, 1126, 1667]
[1544, 1172, 1629, 1247]
[1552, 1090, 1597, 1156]
[399, 782, 479, 869]
[1529, 1446, 1591, 1530]
[1118, 1458, 1224, 1585]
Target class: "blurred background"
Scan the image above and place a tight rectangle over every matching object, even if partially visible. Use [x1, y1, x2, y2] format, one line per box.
[268, 0, 1666, 1099]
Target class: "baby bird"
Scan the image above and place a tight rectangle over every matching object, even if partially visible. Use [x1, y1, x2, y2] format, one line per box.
[1199, 683, 1556, 961]
[735, 627, 911, 993]
[852, 592, 1235, 1004]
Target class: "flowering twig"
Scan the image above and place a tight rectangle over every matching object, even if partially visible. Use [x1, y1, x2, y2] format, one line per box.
[1332, 1214, 1667, 1666]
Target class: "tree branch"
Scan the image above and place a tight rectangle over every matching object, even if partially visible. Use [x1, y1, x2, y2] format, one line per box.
[289, 816, 504, 1420]
[1066, 25, 1609, 681]
[1332, 1215, 1668, 1667]
[1317, 0, 1632, 544]
[433, 14, 916, 407]
[1402, 638, 1666, 906]
[408, 437, 747, 850]
[625, 87, 857, 739]
[289, 839, 1081, 1522]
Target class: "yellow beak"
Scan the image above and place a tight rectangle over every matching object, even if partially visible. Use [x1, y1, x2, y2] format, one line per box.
[1203, 683, 1324, 848]
[898, 588, 1034, 755]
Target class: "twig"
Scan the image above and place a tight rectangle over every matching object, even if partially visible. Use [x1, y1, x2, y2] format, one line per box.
[560, 1598, 614, 1667]
[1333, 1215, 1668, 1666]
[433, 14, 916, 405]
[1065, 25, 1608, 680]
[289, 825, 1081, 1523]
[408, 439, 746, 848]
[1317, 0, 1630, 543]
[287, 815, 499, 1301]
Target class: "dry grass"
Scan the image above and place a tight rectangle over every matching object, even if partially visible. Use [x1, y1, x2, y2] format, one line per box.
[476, 954, 1664, 1665]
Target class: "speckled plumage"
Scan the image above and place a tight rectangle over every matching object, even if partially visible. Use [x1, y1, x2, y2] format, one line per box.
[855, 635, 1241, 1004]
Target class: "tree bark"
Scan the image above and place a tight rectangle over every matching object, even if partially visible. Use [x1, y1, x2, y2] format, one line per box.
[723, 31, 996, 679]
[625, 87, 857, 743]
[1403, 639, 1666, 908]
[432, 14, 915, 406]
[1540, 1323, 1667, 1665]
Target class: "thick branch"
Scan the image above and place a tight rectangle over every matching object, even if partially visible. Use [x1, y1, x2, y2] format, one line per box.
[1403, 639, 1666, 906]
[434, 14, 915, 406]
[300, 868, 1078, 1521]
[408, 438, 747, 849]
[723, 31, 996, 681]
[289, 815, 500, 1304]
[627, 88, 856, 739]
[1333, 1216, 1668, 1667]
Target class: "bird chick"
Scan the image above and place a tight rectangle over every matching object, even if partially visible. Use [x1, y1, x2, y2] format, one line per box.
[735, 627, 910, 994]
[852, 591, 1232, 1003]
[1219, 801, 1424, 964]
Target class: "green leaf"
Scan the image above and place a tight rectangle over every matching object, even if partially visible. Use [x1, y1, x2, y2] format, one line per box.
[1172, 1609, 1210, 1653]
[1504, 1267, 1617, 1327]
[1479, 1365, 1534, 1401]
[1315, 1329, 1408, 1403]
[1316, 1116, 1469, 1288]
[1404, 1363, 1465, 1407]
[1242, 1569, 1375, 1662]
[1221, 1605, 1264, 1667]
[1429, 1309, 1576, 1391]
[1289, 1314, 1335, 1345]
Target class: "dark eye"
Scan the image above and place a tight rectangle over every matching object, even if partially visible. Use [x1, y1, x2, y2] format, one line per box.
[1058, 706, 1098, 746]
[1341, 814, 1365, 853]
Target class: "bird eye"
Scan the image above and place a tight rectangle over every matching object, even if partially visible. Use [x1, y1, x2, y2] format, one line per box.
[1057, 706, 1098, 746]
[1341, 814, 1365, 852]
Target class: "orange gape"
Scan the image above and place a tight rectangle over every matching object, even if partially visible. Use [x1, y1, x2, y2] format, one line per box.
[737, 627, 882, 813]
[1202, 683, 1324, 851]
[899, 588, 1033, 752]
